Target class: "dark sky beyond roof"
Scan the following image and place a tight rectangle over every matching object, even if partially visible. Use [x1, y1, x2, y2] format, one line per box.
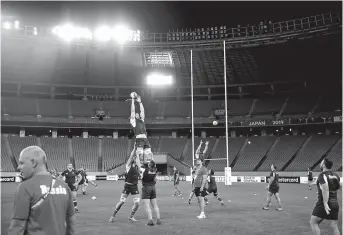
[2, 1, 341, 31]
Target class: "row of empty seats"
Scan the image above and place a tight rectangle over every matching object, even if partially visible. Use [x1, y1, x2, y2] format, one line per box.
[2, 95, 341, 118]
[2, 135, 341, 172]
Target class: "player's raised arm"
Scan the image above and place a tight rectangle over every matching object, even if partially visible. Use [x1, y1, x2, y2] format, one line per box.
[202, 141, 209, 155]
[126, 147, 137, 173]
[130, 97, 136, 127]
[195, 140, 203, 155]
[136, 96, 145, 122]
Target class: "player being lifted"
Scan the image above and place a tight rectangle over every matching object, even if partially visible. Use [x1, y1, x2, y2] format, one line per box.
[204, 169, 225, 206]
[129, 92, 153, 169]
[188, 140, 209, 204]
[61, 164, 81, 213]
[109, 147, 140, 223]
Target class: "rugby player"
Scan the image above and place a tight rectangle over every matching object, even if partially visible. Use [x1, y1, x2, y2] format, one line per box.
[188, 168, 197, 204]
[310, 158, 341, 235]
[77, 167, 98, 195]
[172, 167, 182, 197]
[61, 164, 81, 213]
[195, 140, 209, 159]
[263, 164, 282, 211]
[193, 157, 208, 219]
[308, 167, 314, 190]
[109, 147, 140, 223]
[142, 160, 161, 226]
[204, 169, 224, 206]
[129, 93, 153, 169]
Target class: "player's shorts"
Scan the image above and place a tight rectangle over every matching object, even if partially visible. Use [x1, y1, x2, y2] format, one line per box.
[269, 186, 279, 194]
[122, 183, 139, 195]
[141, 185, 157, 199]
[79, 179, 85, 185]
[194, 187, 207, 197]
[206, 186, 218, 197]
[135, 138, 151, 149]
[174, 180, 180, 186]
[67, 183, 77, 192]
[308, 177, 313, 182]
[312, 201, 339, 220]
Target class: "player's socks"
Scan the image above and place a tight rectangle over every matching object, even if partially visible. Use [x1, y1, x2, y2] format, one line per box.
[73, 200, 79, 212]
[129, 202, 139, 218]
[156, 219, 161, 225]
[113, 201, 124, 217]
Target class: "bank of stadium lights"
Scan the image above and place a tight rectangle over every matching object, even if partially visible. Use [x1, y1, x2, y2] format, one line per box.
[52, 24, 92, 41]
[52, 23, 140, 43]
[147, 73, 173, 86]
[94, 25, 140, 44]
[2, 20, 20, 30]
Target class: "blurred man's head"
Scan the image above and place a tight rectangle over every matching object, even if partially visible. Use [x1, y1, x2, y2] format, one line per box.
[196, 157, 204, 166]
[17, 146, 48, 180]
[67, 164, 73, 170]
[173, 167, 177, 171]
[320, 158, 333, 171]
[271, 164, 277, 171]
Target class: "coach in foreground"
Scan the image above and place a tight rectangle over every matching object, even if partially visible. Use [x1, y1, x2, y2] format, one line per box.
[310, 158, 341, 235]
[8, 146, 75, 235]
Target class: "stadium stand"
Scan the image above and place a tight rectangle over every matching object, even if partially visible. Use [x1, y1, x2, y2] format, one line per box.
[233, 136, 276, 171]
[8, 135, 38, 161]
[252, 97, 285, 115]
[159, 137, 187, 160]
[102, 138, 128, 171]
[207, 137, 245, 171]
[38, 99, 69, 117]
[40, 137, 71, 172]
[314, 138, 342, 171]
[2, 97, 37, 116]
[282, 95, 318, 115]
[258, 135, 308, 171]
[285, 135, 340, 171]
[1, 137, 15, 172]
[72, 137, 99, 171]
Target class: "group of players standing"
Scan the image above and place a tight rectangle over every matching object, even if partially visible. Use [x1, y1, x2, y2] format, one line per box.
[52, 92, 341, 234]
[49, 164, 98, 213]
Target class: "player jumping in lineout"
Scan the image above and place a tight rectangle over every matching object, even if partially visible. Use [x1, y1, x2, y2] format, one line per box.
[129, 92, 154, 170]
[109, 147, 140, 223]
[188, 140, 209, 203]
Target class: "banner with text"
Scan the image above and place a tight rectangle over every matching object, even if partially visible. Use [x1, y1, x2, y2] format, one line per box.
[266, 176, 300, 184]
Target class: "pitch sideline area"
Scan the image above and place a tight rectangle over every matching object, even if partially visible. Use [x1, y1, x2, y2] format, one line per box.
[1, 181, 342, 235]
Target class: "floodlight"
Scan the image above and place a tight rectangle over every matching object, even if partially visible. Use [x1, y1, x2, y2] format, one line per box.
[14, 21, 20, 29]
[33, 27, 38, 36]
[94, 26, 112, 41]
[3, 21, 12, 29]
[112, 25, 132, 44]
[147, 74, 173, 85]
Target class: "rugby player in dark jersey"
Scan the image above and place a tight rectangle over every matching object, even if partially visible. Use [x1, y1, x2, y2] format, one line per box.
[310, 158, 341, 235]
[61, 164, 81, 213]
[142, 160, 161, 226]
[109, 147, 140, 223]
[129, 93, 154, 170]
[308, 167, 314, 190]
[263, 164, 282, 211]
[77, 167, 98, 195]
[188, 168, 197, 204]
[204, 169, 224, 206]
[172, 167, 182, 197]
